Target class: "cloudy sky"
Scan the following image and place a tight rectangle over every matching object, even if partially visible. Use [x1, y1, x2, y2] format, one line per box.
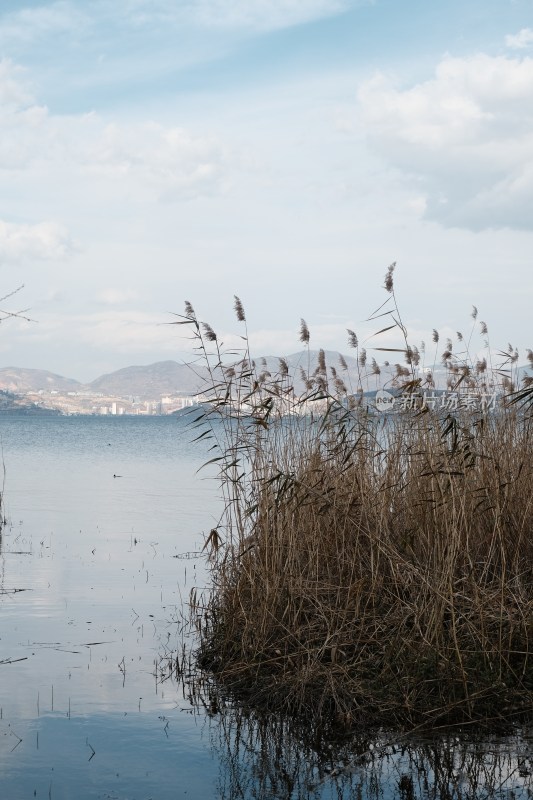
[1, 0, 532, 381]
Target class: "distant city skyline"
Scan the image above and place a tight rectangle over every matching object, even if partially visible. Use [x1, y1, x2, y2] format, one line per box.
[1, 0, 533, 382]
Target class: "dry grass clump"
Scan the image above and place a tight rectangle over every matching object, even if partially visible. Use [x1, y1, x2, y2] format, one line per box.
[176, 271, 533, 729]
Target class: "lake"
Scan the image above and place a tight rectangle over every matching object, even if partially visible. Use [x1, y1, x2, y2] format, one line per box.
[0, 415, 531, 799]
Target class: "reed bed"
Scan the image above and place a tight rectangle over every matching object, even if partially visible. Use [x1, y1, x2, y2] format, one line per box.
[176, 268, 533, 728]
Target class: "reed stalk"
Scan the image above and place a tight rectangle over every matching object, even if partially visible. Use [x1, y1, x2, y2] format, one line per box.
[175, 271, 533, 728]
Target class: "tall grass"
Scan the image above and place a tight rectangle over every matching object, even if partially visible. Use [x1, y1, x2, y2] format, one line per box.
[176, 268, 533, 728]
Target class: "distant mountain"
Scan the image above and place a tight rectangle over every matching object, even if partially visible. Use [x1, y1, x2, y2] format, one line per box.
[0, 367, 82, 393]
[0, 361, 207, 399]
[0, 354, 414, 402]
[87, 360, 208, 399]
[2, 352, 525, 406]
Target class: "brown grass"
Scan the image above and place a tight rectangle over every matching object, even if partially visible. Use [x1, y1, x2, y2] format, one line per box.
[175, 272, 533, 729]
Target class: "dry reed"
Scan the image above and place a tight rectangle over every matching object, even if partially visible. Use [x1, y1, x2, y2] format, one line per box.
[174, 271, 533, 729]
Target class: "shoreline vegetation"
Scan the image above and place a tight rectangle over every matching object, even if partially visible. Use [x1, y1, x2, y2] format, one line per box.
[176, 265, 533, 730]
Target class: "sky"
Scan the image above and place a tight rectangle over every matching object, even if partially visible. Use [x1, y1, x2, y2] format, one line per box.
[1, 0, 533, 381]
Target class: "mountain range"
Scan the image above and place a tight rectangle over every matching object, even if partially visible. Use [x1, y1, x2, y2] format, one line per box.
[0, 352, 370, 400]
[0, 360, 207, 400]
[0, 353, 529, 403]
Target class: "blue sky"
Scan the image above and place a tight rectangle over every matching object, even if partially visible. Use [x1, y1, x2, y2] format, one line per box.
[1, 0, 532, 380]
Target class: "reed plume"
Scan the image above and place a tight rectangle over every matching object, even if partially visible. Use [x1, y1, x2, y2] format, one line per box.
[180, 268, 533, 731]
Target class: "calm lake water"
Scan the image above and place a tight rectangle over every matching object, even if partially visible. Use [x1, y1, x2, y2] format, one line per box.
[0, 415, 531, 799]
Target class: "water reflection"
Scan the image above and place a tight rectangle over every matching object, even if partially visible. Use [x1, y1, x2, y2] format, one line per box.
[202, 702, 533, 799]
[0, 711, 219, 798]
[0, 415, 222, 797]
[1, 416, 531, 798]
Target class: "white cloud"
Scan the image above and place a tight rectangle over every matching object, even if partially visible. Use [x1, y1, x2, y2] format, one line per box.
[0, 0, 360, 42]
[110, 0, 361, 34]
[76, 311, 180, 352]
[187, 0, 355, 31]
[16, 309, 177, 353]
[98, 288, 140, 305]
[505, 28, 533, 50]
[0, 59, 34, 107]
[0, 2, 91, 44]
[0, 58, 52, 169]
[0, 57, 230, 200]
[0, 220, 74, 264]
[81, 122, 229, 200]
[358, 53, 533, 230]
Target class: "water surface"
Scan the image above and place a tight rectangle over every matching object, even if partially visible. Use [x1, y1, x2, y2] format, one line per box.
[0, 415, 531, 799]
[0, 415, 221, 798]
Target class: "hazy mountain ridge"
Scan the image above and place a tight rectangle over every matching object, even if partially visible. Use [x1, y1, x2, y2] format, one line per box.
[0, 367, 83, 394]
[0, 361, 207, 400]
[88, 361, 208, 399]
[0, 353, 529, 404]
[0, 354, 447, 400]
[0, 354, 363, 398]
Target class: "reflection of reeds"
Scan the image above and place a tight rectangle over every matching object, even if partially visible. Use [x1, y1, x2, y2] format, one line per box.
[201, 703, 533, 800]
[174, 270, 533, 728]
